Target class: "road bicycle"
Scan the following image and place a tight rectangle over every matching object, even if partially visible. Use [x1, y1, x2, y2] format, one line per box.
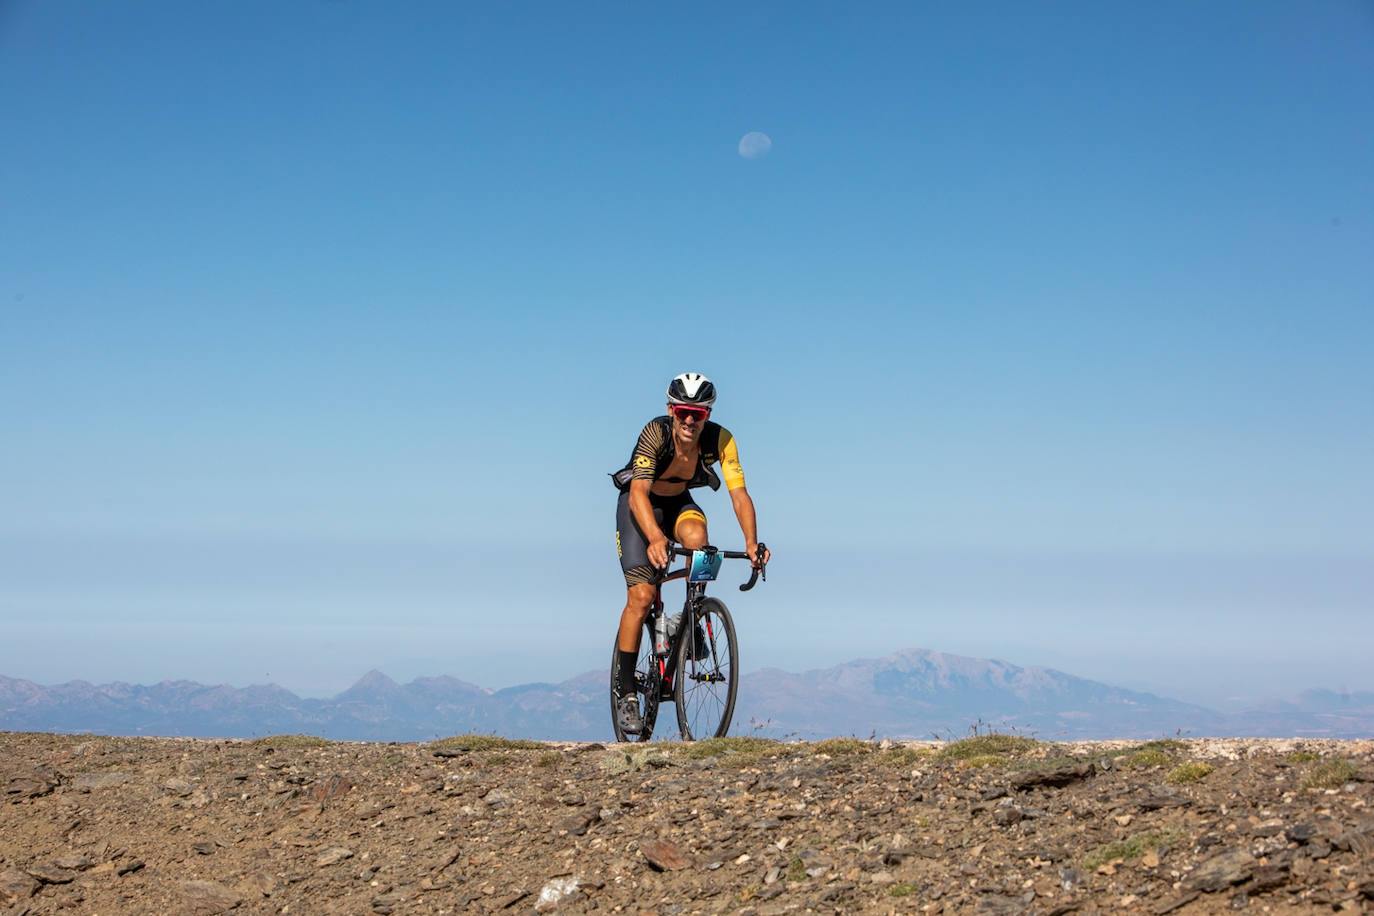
[609, 543, 767, 742]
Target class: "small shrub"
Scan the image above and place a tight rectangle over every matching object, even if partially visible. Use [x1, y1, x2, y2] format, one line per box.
[1303, 759, 1359, 790]
[1286, 750, 1321, 764]
[485, 753, 510, 767]
[1140, 739, 1186, 753]
[535, 752, 562, 768]
[811, 738, 875, 757]
[786, 855, 807, 882]
[939, 735, 1041, 761]
[889, 882, 920, 897]
[429, 734, 542, 752]
[681, 737, 783, 760]
[250, 734, 332, 748]
[958, 754, 1008, 769]
[1166, 762, 1213, 784]
[1082, 830, 1181, 871]
[874, 747, 930, 768]
[596, 747, 680, 775]
[1125, 749, 1169, 769]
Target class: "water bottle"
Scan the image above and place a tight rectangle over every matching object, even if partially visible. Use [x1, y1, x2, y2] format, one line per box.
[653, 612, 670, 657]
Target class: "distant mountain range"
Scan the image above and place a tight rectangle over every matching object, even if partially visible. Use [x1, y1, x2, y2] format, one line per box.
[3, 649, 1371, 742]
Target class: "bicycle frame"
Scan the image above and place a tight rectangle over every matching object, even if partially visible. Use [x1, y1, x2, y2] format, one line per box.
[612, 542, 765, 742]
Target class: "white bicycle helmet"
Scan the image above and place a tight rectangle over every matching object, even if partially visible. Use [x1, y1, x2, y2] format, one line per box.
[666, 372, 717, 408]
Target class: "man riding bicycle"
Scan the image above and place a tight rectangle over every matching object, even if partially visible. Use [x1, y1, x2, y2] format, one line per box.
[610, 372, 770, 735]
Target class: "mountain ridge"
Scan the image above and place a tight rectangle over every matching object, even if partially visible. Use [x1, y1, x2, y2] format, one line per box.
[3, 648, 1370, 741]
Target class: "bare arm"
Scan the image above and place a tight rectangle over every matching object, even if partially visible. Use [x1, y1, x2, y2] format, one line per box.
[629, 478, 670, 569]
[728, 486, 770, 566]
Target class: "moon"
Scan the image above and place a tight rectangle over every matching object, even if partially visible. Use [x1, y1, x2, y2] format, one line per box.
[738, 132, 772, 159]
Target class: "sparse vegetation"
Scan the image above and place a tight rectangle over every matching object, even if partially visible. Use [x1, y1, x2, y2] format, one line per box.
[1125, 749, 1169, 769]
[1166, 762, 1213, 784]
[1286, 750, 1321, 764]
[681, 736, 784, 760]
[596, 746, 681, 775]
[874, 747, 930, 767]
[957, 754, 1008, 769]
[939, 734, 1042, 761]
[535, 752, 562, 767]
[786, 854, 807, 882]
[1303, 759, 1359, 790]
[1140, 739, 1186, 753]
[1116, 739, 1187, 770]
[889, 882, 920, 897]
[811, 738, 876, 756]
[1082, 830, 1182, 871]
[249, 734, 332, 748]
[428, 734, 543, 752]
[485, 753, 511, 766]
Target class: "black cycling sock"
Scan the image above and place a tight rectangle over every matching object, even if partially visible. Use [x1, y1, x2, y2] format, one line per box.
[617, 650, 638, 698]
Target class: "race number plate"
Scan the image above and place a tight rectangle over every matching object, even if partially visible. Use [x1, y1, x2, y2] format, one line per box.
[688, 549, 722, 582]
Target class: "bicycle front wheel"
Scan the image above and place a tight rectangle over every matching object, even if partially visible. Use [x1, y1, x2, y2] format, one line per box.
[674, 597, 739, 740]
[609, 620, 662, 742]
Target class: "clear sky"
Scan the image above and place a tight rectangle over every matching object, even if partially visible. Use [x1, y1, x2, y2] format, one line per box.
[3, 1, 1371, 714]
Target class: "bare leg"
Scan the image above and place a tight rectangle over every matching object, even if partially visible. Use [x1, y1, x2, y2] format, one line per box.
[618, 583, 656, 653]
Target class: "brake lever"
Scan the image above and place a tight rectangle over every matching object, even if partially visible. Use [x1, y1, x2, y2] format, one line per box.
[739, 541, 767, 591]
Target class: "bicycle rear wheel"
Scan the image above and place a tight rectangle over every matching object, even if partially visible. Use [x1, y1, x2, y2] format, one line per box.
[609, 619, 662, 742]
[674, 597, 738, 740]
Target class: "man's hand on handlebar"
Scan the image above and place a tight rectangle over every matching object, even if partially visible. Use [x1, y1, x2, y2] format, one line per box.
[747, 542, 771, 569]
[648, 535, 671, 570]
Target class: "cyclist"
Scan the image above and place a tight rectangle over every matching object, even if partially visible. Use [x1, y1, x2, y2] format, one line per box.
[609, 372, 770, 735]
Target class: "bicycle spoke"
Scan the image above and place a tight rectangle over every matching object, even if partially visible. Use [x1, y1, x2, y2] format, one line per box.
[674, 598, 738, 740]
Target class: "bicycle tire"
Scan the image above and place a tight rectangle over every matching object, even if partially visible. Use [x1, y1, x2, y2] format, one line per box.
[674, 597, 738, 740]
[609, 620, 662, 742]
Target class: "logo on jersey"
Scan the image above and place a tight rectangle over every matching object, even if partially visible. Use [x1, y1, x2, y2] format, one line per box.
[634, 455, 653, 469]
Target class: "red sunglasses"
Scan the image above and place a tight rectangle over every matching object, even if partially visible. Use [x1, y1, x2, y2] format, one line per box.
[669, 405, 710, 422]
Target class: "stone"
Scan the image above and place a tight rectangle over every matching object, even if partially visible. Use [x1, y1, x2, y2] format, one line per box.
[315, 847, 355, 867]
[534, 876, 581, 912]
[50, 855, 93, 870]
[25, 863, 76, 884]
[178, 879, 242, 915]
[310, 774, 353, 805]
[1286, 822, 1322, 844]
[1187, 847, 1255, 892]
[0, 869, 40, 905]
[5, 773, 59, 801]
[641, 838, 693, 871]
[1138, 791, 1191, 811]
[72, 771, 131, 790]
[1152, 890, 1201, 914]
[1010, 764, 1095, 791]
[557, 807, 600, 836]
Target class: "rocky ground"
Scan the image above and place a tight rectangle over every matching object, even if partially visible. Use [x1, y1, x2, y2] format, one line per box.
[2, 732, 1372, 915]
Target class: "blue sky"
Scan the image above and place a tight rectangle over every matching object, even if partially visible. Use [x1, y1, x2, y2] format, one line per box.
[3, 1, 1371, 716]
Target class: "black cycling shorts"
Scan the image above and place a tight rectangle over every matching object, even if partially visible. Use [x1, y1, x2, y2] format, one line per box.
[615, 489, 707, 587]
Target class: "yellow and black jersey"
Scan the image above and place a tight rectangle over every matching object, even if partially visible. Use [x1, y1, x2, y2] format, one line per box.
[613, 416, 746, 492]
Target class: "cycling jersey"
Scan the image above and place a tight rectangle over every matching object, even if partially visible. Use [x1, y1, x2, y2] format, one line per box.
[611, 416, 746, 493]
